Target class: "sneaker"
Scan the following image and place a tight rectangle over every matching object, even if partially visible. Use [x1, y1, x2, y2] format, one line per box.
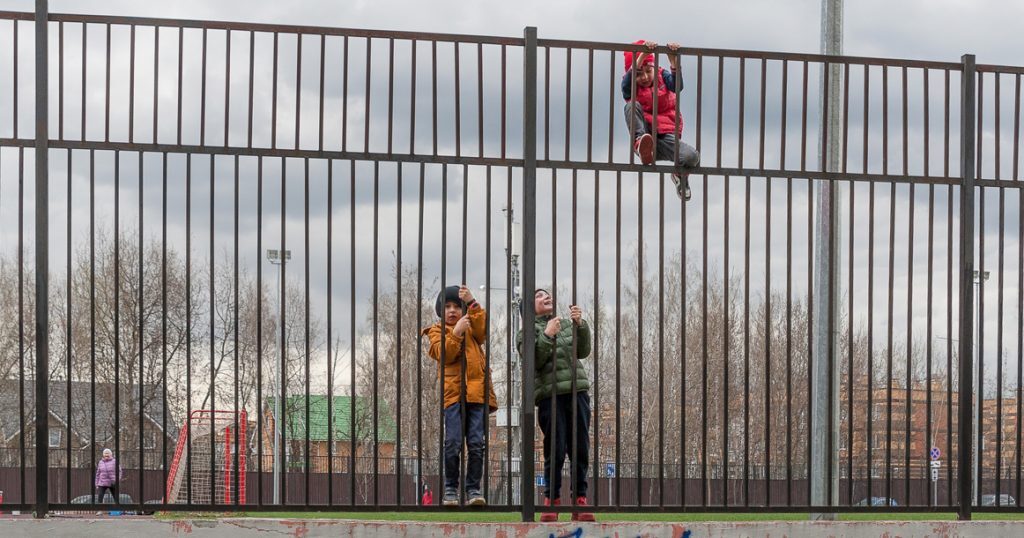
[634, 133, 654, 165]
[571, 496, 596, 522]
[442, 488, 459, 507]
[540, 497, 560, 522]
[672, 173, 691, 201]
[467, 489, 487, 506]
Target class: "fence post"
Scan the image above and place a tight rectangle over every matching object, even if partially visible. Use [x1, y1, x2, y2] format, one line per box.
[33, 0, 51, 519]
[520, 25, 538, 523]
[956, 53, 976, 522]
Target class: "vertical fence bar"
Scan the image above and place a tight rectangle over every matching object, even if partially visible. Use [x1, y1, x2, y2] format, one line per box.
[637, 167, 644, 507]
[416, 162, 425, 506]
[925, 67, 934, 508]
[349, 159, 356, 506]
[280, 157, 288, 506]
[520, 25, 538, 523]
[996, 184, 1006, 505]
[257, 156, 264, 507]
[701, 167, 708, 508]
[616, 170, 622, 508]
[326, 159, 333, 507]
[104, 24, 110, 142]
[371, 160, 379, 507]
[305, 158, 311, 506]
[110, 138, 119, 513]
[137, 151, 146, 512]
[976, 73, 986, 510]
[65, 150, 72, 504]
[594, 168, 601, 508]
[209, 156, 217, 506]
[957, 53, 977, 521]
[1017, 74, 1024, 509]
[945, 67, 954, 506]
[504, 166, 512, 508]
[475, 164, 483, 502]
[721, 57, 730, 509]
[185, 154, 193, 505]
[34, 0, 50, 517]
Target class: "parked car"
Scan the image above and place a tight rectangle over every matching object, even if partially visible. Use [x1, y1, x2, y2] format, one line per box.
[70, 493, 134, 506]
[58, 493, 138, 516]
[981, 494, 1017, 506]
[854, 496, 899, 506]
[141, 498, 164, 515]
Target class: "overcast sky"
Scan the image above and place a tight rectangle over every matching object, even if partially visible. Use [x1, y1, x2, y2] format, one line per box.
[1, 0, 1023, 401]
[0, 0, 1018, 64]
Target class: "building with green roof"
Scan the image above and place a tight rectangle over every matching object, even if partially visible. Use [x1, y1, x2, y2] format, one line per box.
[262, 395, 398, 472]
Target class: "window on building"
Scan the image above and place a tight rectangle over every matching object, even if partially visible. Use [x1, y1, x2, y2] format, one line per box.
[49, 429, 62, 448]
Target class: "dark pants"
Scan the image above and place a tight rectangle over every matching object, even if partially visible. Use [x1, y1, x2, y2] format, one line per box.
[94, 484, 118, 503]
[443, 402, 486, 492]
[537, 391, 591, 500]
[623, 101, 701, 169]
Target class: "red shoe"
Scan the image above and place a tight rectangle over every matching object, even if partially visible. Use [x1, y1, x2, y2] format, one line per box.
[540, 497, 560, 522]
[571, 496, 595, 522]
[634, 133, 654, 165]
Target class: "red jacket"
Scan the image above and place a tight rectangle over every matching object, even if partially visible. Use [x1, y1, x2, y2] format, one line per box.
[623, 41, 683, 136]
[631, 67, 681, 135]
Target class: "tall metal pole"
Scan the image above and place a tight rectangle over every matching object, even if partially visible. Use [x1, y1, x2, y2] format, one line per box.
[34, 0, 51, 519]
[267, 249, 289, 505]
[971, 271, 988, 509]
[520, 25, 538, 523]
[956, 54, 977, 521]
[811, 0, 842, 519]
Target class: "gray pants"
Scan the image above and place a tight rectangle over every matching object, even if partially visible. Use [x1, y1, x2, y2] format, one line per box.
[624, 101, 700, 170]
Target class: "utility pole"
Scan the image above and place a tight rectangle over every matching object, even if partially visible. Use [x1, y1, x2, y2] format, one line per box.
[483, 205, 523, 504]
[267, 248, 291, 505]
[503, 205, 523, 505]
[811, 0, 842, 520]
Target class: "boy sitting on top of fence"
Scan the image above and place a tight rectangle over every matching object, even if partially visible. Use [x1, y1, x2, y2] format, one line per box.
[623, 39, 701, 201]
[421, 284, 498, 507]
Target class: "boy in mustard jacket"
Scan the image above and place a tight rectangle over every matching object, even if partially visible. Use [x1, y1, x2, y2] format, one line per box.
[422, 285, 498, 507]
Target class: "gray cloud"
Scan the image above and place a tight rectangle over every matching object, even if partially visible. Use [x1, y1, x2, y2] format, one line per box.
[2, 0, 1024, 392]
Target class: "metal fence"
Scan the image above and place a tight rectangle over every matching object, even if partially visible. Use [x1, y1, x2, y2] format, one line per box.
[1, 2, 1024, 520]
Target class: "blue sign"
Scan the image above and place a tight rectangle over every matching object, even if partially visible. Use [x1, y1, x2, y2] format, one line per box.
[536, 475, 546, 487]
[605, 463, 616, 478]
[930, 447, 941, 461]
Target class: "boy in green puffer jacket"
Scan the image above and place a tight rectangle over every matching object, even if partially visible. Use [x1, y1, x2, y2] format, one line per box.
[516, 288, 595, 522]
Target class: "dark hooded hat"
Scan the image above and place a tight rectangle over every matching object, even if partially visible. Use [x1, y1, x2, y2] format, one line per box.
[435, 285, 464, 318]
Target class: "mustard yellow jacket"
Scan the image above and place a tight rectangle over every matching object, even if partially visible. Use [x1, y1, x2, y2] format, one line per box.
[421, 304, 498, 411]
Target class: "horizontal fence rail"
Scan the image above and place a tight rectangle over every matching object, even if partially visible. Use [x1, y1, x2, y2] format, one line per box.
[1, 7, 1024, 520]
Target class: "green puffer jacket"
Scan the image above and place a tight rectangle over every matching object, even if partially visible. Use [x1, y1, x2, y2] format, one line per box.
[516, 314, 592, 404]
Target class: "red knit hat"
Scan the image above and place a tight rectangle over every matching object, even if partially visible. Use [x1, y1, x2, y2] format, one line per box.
[623, 39, 655, 73]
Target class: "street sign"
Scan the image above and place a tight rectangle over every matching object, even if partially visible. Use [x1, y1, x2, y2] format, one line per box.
[930, 447, 941, 461]
[930, 460, 941, 469]
[931, 468, 939, 481]
[605, 463, 616, 478]
[536, 475, 546, 487]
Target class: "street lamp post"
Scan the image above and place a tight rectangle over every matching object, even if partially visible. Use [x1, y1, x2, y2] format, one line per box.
[267, 249, 291, 505]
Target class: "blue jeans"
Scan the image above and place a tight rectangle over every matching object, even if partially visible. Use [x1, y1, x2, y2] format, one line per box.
[624, 101, 701, 170]
[443, 403, 486, 492]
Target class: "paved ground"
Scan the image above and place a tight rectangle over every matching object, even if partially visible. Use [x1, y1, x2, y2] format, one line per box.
[3, 518, 1024, 537]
